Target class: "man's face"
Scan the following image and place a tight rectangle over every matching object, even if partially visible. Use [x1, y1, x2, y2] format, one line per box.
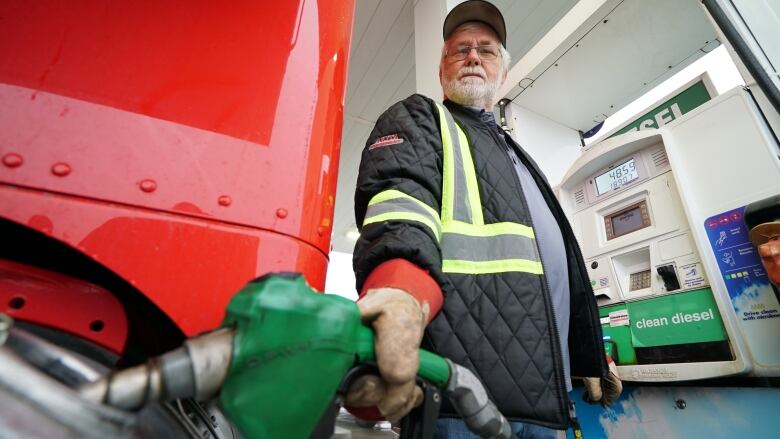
[759, 237, 780, 286]
[440, 23, 507, 109]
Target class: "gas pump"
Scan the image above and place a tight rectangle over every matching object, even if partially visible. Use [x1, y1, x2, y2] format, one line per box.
[558, 79, 780, 382]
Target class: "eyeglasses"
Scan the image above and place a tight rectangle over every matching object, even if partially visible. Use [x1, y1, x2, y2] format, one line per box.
[445, 45, 500, 61]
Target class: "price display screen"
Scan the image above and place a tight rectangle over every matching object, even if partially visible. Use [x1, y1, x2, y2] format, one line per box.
[594, 158, 639, 195]
[611, 206, 645, 237]
[604, 200, 651, 240]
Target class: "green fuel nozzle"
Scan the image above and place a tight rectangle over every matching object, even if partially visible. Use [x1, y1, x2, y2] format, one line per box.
[80, 273, 511, 439]
[220, 273, 511, 438]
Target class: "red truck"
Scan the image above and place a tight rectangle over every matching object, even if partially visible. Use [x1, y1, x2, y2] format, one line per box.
[0, 0, 353, 361]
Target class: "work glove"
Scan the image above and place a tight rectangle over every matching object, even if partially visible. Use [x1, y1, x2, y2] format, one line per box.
[582, 357, 622, 407]
[344, 287, 430, 422]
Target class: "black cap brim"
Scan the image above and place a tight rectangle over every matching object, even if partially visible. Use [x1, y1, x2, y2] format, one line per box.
[443, 1, 507, 48]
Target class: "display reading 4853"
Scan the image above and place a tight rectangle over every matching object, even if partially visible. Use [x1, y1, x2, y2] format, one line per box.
[595, 158, 639, 195]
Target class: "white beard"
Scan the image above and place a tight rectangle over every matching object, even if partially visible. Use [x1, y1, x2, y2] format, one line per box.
[443, 67, 500, 109]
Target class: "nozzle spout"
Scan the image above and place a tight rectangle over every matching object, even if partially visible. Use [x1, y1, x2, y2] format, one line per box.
[79, 328, 234, 410]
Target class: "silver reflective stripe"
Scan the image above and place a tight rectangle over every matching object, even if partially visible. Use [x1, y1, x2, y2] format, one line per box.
[435, 101, 542, 275]
[439, 105, 474, 223]
[364, 196, 442, 239]
[363, 190, 442, 241]
[441, 232, 539, 262]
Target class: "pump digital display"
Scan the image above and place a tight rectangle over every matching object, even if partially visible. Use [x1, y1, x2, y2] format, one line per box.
[595, 159, 639, 195]
[604, 200, 651, 240]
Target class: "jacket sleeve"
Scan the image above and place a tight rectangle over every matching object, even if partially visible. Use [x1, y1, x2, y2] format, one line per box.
[353, 95, 447, 310]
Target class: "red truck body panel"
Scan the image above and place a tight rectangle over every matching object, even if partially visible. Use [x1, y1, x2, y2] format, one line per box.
[0, 1, 354, 337]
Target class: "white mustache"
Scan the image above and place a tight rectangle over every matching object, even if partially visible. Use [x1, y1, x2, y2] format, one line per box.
[457, 67, 486, 80]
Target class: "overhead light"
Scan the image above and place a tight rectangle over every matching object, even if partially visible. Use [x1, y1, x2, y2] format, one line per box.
[346, 228, 360, 241]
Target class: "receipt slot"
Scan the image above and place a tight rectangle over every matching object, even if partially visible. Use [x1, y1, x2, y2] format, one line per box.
[559, 86, 780, 381]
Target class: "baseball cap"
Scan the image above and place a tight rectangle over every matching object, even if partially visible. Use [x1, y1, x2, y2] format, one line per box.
[744, 195, 780, 246]
[443, 0, 507, 48]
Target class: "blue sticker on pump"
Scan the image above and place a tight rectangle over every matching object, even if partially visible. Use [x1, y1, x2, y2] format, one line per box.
[705, 208, 766, 292]
[704, 207, 779, 321]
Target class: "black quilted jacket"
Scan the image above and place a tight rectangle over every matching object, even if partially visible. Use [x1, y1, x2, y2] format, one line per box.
[353, 94, 607, 429]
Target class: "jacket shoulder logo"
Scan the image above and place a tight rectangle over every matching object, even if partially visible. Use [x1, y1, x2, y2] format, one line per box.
[369, 134, 404, 150]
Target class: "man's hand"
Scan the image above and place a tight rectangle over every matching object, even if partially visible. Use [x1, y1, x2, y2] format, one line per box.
[582, 357, 622, 407]
[345, 288, 430, 422]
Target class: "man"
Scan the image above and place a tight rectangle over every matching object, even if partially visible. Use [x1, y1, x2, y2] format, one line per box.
[347, 1, 621, 437]
[745, 195, 780, 286]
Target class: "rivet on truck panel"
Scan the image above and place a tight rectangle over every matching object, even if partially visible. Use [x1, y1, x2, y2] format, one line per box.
[218, 195, 232, 207]
[2, 153, 23, 168]
[139, 179, 157, 193]
[51, 162, 71, 177]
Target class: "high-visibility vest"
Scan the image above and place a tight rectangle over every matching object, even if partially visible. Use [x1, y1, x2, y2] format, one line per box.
[363, 103, 543, 276]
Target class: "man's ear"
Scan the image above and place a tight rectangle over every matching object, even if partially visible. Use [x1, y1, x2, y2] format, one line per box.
[439, 66, 447, 97]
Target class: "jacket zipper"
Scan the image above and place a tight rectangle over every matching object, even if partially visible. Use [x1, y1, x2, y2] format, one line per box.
[509, 136, 608, 381]
[484, 125, 572, 427]
[555, 207, 610, 380]
[508, 132, 608, 381]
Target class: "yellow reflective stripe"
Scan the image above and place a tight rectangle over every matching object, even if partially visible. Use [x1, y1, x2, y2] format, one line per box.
[436, 103, 455, 224]
[363, 212, 441, 241]
[455, 123, 483, 225]
[368, 189, 440, 220]
[443, 220, 535, 239]
[442, 259, 544, 275]
[407, 102, 540, 271]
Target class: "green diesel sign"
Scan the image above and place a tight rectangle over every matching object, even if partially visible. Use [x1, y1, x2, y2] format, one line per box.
[610, 80, 712, 137]
[627, 288, 727, 348]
